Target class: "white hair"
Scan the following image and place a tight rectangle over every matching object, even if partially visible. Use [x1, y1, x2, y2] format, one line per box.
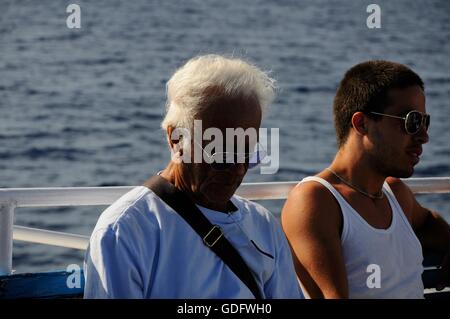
[161, 54, 276, 133]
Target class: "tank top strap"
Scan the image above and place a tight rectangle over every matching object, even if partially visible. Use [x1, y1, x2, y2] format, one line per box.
[298, 176, 349, 205]
[381, 181, 423, 246]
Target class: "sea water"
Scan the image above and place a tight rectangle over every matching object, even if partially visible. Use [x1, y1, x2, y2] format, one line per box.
[1, 0, 449, 272]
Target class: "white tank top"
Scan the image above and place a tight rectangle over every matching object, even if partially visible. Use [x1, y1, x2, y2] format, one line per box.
[298, 176, 424, 299]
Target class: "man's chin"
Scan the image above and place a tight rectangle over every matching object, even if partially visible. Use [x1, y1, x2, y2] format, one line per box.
[389, 166, 414, 179]
[209, 190, 236, 202]
[203, 188, 236, 204]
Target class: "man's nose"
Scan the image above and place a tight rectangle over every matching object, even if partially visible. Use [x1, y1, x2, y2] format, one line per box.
[415, 126, 429, 144]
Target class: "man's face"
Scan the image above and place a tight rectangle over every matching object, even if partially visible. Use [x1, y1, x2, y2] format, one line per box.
[181, 95, 262, 209]
[367, 85, 429, 178]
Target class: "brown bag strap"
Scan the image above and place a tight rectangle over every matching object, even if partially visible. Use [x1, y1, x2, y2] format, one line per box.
[144, 175, 262, 299]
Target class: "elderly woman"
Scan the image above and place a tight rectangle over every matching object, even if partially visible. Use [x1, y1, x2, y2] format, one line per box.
[83, 55, 302, 299]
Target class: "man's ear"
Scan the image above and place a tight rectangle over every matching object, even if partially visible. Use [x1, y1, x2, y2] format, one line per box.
[351, 112, 369, 136]
[167, 126, 187, 164]
[167, 126, 183, 154]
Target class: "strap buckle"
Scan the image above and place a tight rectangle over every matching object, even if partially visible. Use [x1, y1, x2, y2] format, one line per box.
[203, 225, 223, 247]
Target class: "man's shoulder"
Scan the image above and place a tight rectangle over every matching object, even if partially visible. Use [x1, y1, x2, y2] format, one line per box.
[92, 186, 163, 235]
[282, 176, 342, 232]
[386, 177, 414, 200]
[385, 177, 416, 210]
[288, 176, 340, 213]
[385, 177, 416, 223]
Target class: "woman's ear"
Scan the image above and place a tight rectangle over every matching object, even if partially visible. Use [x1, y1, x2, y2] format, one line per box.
[351, 112, 369, 136]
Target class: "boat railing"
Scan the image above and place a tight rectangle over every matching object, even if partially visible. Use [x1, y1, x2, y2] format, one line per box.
[1, 177, 450, 298]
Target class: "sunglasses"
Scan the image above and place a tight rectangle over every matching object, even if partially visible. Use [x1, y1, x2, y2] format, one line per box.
[194, 140, 267, 171]
[370, 110, 430, 135]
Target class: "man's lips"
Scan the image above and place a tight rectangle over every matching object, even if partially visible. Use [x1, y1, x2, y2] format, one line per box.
[406, 146, 423, 164]
[406, 147, 423, 158]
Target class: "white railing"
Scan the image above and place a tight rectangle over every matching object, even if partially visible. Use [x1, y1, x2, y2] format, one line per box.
[1, 177, 450, 275]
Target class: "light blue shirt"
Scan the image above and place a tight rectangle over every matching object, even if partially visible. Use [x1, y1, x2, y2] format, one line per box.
[84, 186, 303, 299]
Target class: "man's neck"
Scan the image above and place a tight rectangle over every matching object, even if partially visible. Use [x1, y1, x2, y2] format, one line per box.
[329, 148, 386, 195]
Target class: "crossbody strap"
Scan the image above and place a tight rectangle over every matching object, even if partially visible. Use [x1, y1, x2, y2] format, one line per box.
[144, 175, 262, 299]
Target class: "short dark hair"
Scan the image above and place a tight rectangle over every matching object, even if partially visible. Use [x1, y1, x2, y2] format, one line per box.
[333, 60, 424, 148]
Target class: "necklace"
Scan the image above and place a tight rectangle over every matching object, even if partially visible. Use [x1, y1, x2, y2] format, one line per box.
[325, 167, 384, 200]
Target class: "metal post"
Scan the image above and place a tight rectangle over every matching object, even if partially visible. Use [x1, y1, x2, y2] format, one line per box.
[0, 200, 16, 275]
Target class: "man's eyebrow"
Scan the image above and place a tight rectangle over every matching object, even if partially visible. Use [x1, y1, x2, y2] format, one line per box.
[396, 107, 415, 116]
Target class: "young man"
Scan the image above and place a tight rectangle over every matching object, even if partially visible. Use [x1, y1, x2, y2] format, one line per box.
[84, 55, 302, 298]
[282, 60, 449, 298]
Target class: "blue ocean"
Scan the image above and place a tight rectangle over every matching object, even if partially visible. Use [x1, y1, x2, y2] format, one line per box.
[1, 0, 449, 272]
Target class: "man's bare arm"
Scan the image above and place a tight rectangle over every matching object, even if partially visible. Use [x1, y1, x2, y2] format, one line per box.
[281, 181, 348, 298]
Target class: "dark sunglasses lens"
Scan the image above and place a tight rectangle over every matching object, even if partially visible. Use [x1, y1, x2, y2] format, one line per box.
[406, 112, 422, 134]
[425, 115, 430, 130]
[210, 146, 265, 170]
